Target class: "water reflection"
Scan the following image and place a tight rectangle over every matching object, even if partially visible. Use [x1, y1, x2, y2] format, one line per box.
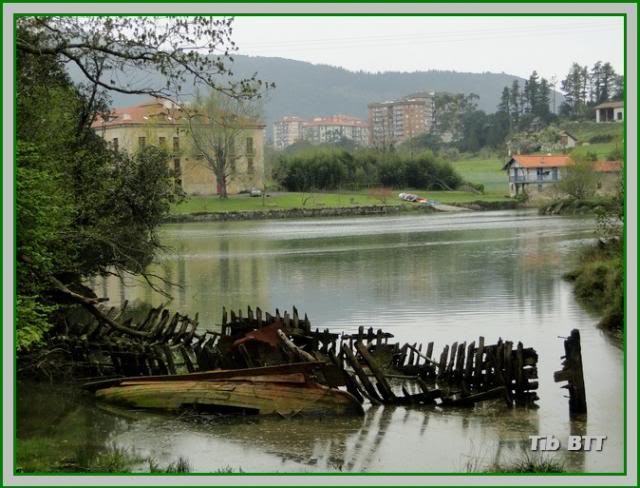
[18, 210, 623, 473]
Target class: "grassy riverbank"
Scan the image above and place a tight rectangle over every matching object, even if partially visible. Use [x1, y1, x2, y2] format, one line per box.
[171, 190, 512, 215]
[564, 240, 624, 331]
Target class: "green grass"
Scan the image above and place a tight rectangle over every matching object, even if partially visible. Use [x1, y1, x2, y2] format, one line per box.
[561, 120, 624, 143]
[569, 141, 622, 160]
[171, 190, 513, 214]
[449, 158, 509, 194]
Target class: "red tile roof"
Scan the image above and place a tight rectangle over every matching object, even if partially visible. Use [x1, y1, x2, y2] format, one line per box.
[92, 98, 265, 129]
[593, 160, 623, 172]
[510, 154, 575, 168]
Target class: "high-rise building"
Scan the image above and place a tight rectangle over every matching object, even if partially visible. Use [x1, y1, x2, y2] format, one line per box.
[302, 115, 370, 147]
[368, 92, 436, 148]
[272, 116, 305, 150]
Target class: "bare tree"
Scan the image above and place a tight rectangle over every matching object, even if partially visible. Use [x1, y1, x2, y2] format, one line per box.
[16, 16, 272, 129]
[185, 91, 263, 198]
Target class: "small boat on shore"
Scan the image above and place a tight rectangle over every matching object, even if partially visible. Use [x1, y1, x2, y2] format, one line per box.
[86, 362, 364, 417]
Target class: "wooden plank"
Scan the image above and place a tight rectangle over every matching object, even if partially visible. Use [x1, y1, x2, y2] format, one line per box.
[354, 341, 396, 403]
[376, 329, 383, 349]
[161, 344, 177, 375]
[503, 341, 513, 397]
[415, 343, 423, 366]
[408, 342, 417, 367]
[256, 307, 262, 328]
[331, 351, 364, 404]
[341, 343, 382, 404]
[446, 342, 458, 377]
[442, 386, 506, 407]
[283, 311, 290, 328]
[515, 342, 525, 401]
[303, 313, 311, 333]
[474, 337, 485, 390]
[238, 344, 254, 368]
[455, 342, 466, 381]
[437, 345, 449, 380]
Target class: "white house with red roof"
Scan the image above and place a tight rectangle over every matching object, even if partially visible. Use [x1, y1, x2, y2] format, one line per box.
[503, 154, 622, 197]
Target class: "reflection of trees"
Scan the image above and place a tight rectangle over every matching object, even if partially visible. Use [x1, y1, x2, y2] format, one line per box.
[16, 382, 125, 472]
[97, 215, 594, 338]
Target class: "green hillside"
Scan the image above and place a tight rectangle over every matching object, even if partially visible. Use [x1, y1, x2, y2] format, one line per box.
[561, 121, 624, 160]
[91, 55, 548, 129]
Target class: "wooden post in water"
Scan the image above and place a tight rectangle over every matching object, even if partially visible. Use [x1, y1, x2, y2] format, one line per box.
[554, 329, 587, 417]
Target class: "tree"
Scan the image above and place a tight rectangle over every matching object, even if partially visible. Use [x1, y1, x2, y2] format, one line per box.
[612, 74, 624, 100]
[556, 160, 598, 200]
[560, 62, 589, 119]
[590, 61, 604, 104]
[15, 16, 267, 101]
[509, 80, 521, 127]
[434, 93, 479, 145]
[16, 17, 254, 350]
[185, 91, 263, 198]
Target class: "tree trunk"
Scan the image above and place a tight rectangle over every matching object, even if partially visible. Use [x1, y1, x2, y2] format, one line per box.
[218, 172, 228, 199]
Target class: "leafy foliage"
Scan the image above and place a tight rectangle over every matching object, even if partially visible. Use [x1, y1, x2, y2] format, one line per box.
[273, 147, 463, 191]
[16, 16, 268, 101]
[555, 160, 598, 200]
[16, 18, 206, 351]
[560, 61, 623, 119]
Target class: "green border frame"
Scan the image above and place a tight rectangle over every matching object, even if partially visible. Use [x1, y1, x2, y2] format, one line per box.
[6, 5, 632, 482]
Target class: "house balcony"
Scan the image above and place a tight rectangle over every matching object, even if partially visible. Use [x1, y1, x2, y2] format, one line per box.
[509, 175, 559, 184]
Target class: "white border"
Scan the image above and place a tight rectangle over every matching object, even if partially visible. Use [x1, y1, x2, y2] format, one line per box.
[3, 2, 637, 486]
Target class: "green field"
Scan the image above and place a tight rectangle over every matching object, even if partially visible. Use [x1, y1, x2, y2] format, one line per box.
[562, 121, 624, 160]
[561, 121, 624, 143]
[171, 190, 512, 214]
[449, 158, 509, 194]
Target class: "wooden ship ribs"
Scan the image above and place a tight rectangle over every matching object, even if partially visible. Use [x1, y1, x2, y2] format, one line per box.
[56, 303, 539, 411]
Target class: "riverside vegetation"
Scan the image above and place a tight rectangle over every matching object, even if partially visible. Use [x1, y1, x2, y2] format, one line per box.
[563, 176, 624, 331]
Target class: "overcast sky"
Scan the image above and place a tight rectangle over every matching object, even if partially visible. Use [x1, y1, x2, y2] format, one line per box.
[229, 16, 624, 81]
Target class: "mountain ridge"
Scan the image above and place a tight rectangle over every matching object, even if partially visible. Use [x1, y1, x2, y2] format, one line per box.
[85, 55, 557, 132]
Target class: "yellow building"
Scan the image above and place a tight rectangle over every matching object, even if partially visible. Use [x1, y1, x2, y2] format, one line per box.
[92, 98, 266, 195]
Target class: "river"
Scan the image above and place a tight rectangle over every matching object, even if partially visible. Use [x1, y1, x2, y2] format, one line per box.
[16, 210, 624, 473]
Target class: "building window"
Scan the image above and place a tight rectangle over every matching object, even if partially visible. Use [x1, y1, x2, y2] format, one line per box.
[173, 158, 182, 189]
[247, 157, 254, 173]
[246, 137, 254, 155]
[173, 136, 180, 153]
[138, 137, 146, 149]
[159, 136, 166, 147]
[617, 112, 622, 121]
[112, 138, 119, 151]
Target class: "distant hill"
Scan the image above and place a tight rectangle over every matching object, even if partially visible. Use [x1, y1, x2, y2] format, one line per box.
[82, 55, 558, 133]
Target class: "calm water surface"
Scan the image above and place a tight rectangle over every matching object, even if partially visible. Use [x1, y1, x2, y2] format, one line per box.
[17, 210, 624, 473]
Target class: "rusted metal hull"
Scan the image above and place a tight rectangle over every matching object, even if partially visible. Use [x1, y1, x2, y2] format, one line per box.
[95, 375, 364, 416]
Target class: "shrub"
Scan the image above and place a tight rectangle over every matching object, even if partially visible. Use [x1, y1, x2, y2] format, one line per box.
[273, 148, 463, 191]
[589, 134, 614, 144]
[606, 145, 624, 161]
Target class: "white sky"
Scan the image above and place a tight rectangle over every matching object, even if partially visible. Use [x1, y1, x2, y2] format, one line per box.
[230, 16, 624, 81]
